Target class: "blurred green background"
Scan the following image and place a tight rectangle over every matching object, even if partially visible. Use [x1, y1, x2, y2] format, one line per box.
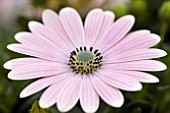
[0, 0, 170, 113]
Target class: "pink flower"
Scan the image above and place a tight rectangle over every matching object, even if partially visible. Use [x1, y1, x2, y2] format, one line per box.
[0, 0, 42, 30]
[4, 8, 167, 113]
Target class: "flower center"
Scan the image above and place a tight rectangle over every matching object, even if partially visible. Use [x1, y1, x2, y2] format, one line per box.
[68, 46, 103, 74]
[77, 51, 93, 62]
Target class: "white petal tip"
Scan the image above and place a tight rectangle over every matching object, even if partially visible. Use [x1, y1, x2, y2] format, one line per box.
[140, 30, 151, 34]
[123, 82, 142, 92]
[8, 75, 17, 80]
[136, 83, 143, 91]
[160, 63, 167, 71]
[7, 71, 23, 80]
[84, 109, 97, 113]
[14, 32, 21, 40]
[111, 100, 124, 108]
[128, 83, 143, 92]
[19, 92, 27, 98]
[82, 106, 98, 113]
[155, 49, 167, 57]
[28, 21, 36, 28]
[151, 34, 161, 43]
[28, 21, 42, 30]
[39, 102, 51, 109]
[151, 77, 159, 83]
[58, 107, 70, 113]
[164, 51, 168, 56]
[104, 11, 114, 15]
[20, 88, 29, 98]
[20, 89, 34, 98]
[141, 75, 159, 83]
[3, 62, 9, 69]
[42, 9, 55, 18]
[59, 7, 76, 14]
[7, 71, 14, 80]
[155, 61, 167, 71]
[90, 8, 103, 13]
[162, 50, 167, 56]
[104, 11, 115, 18]
[123, 15, 135, 22]
[58, 102, 78, 113]
[43, 9, 53, 14]
[7, 44, 14, 51]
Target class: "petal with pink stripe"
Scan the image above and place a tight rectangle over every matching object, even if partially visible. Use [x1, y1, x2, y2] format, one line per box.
[99, 15, 135, 52]
[104, 49, 167, 63]
[93, 11, 115, 48]
[7, 44, 68, 62]
[96, 70, 142, 91]
[59, 7, 84, 47]
[42, 9, 75, 51]
[80, 75, 99, 113]
[104, 60, 167, 71]
[20, 73, 69, 98]
[84, 9, 104, 47]
[8, 62, 69, 80]
[39, 73, 74, 108]
[91, 74, 124, 107]
[57, 75, 83, 112]
[111, 70, 159, 83]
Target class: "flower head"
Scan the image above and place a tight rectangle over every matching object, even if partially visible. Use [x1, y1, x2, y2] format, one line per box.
[4, 7, 167, 113]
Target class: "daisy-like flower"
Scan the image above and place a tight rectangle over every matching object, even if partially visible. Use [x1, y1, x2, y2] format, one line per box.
[4, 7, 167, 113]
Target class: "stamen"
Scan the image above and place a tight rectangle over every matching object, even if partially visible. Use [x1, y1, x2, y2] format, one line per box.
[76, 48, 79, 52]
[98, 56, 103, 60]
[84, 46, 87, 51]
[94, 50, 98, 54]
[90, 47, 93, 51]
[72, 51, 76, 55]
[96, 53, 101, 56]
[80, 47, 82, 51]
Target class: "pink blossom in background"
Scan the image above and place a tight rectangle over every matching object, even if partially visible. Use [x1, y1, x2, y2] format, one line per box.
[4, 8, 166, 113]
[0, 0, 42, 29]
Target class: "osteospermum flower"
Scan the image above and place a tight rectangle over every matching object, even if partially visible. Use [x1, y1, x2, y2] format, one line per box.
[4, 7, 167, 113]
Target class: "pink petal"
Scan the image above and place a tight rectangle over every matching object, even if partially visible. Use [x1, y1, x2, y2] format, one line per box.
[4, 58, 56, 69]
[15, 32, 55, 49]
[57, 75, 83, 112]
[7, 44, 68, 62]
[112, 70, 159, 83]
[20, 73, 69, 98]
[104, 32, 161, 56]
[15, 32, 69, 55]
[80, 75, 99, 113]
[28, 21, 72, 53]
[39, 74, 73, 108]
[96, 70, 142, 91]
[93, 11, 115, 48]
[8, 62, 70, 80]
[90, 74, 124, 107]
[59, 7, 84, 47]
[42, 9, 75, 51]
[98, 15, 135, 52]
[84, 9, 104, 47]
[104, 49, 167, 63]
[105, 60, 167, 71]
[103, 30, 150, 56]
